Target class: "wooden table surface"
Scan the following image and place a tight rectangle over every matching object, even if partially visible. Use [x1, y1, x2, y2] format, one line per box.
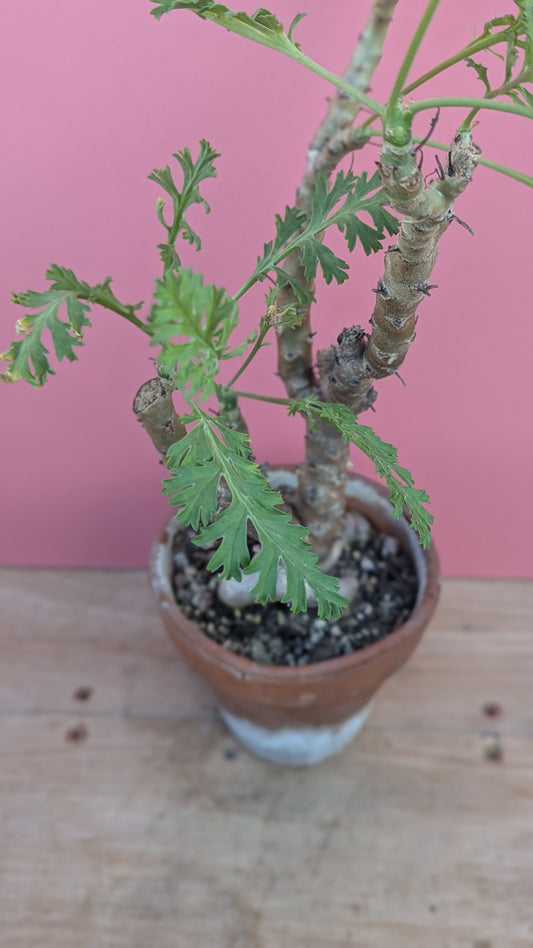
[1, 568, 533, 948]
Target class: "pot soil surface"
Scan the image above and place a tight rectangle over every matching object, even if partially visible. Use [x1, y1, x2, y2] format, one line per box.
[170, 512, 418, 667]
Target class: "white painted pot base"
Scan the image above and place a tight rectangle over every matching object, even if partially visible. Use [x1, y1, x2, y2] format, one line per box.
[219, 702, 373, 766]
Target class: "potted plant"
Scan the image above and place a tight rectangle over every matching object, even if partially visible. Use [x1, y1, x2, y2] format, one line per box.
[2, 1, 532, 764]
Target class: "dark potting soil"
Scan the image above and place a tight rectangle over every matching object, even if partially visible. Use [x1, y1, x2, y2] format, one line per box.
[170, 514, 419, 666]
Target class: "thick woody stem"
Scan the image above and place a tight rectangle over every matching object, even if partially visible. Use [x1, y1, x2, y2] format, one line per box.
[296, 419, 350, 563]
[216, 387, 250, 436]
[133, 379, 238, 516]
[132, 378, 186, 457]
[367, 130, 480, 378]
[281, 0, 399, 555]
[301, 0, 399, 193]
[315, 131, 480, 408]
[318, 327, 377, 414]
[277, 0, 400, 402]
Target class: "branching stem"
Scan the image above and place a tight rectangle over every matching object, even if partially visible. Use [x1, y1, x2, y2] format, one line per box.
[388, 0, 441, 107]
[231, 389, 291, 407]
[227, 320, 271, 387]
[461, 64, 533, 129]
[403, 32, 525, 96]
[82, 294, 150, 333]
[411, 96, 533, 121]
[363, 127, 533, 187]
[290, 49, 385, 116]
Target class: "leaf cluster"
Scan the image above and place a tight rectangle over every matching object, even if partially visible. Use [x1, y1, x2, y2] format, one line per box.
[251, 170, 399, 306]
[149, 139, 219, 273]
[149, 268, 254, 397]
[150, 1, 306, 52]
[466, 3, 533, 111]
[163, 408, 347, 618]
[290, 397, 433, 548]
[1, 265, 143, 385]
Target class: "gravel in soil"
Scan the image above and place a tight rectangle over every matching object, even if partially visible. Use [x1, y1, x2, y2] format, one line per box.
[171, 512, 418, 667]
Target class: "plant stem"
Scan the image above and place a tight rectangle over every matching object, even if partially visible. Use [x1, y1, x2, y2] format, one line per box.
[355, 27, 524, 135]
[402, 31, 521, 96]
[227, 321, 270, 387]
[81, 293, 151, 334]
[290, 49, 385, 116]
[301, 0, 399, 186]
[363, 127, 533, 187]
[460, 65, 533, 130]
[232, 276, 257, 304]
[461, 152, 533, 188]
[231, 389, 291, 407]
[388, 0, 441, 107]
[132, 378, 187, 456]
[411, 96, 533, 121]
[277, 1, 403, 557]
[231, 29, 402, 309]
[364, 130, 481, 379]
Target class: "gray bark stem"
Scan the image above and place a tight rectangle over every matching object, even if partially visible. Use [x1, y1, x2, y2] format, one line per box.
[277, 0, 399, 555]
[316, 131, 481, 410]
[132, 378, 187, 457]
[366, 131, 481, 378]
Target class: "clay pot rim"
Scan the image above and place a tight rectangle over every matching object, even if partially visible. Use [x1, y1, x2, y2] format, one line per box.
[149, 472, 440, 685]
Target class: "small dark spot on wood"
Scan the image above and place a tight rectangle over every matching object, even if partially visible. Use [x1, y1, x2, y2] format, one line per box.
[428, 904, 438, 913]
[223, 745, 239, 760]
[73, 686, 93, 702]
[482, 701, 502, 719]
[65, 724, 88, 744]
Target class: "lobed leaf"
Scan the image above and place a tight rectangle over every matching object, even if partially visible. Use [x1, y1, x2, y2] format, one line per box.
[1, 265, 148, 385]
[46, 264, 144, 316]
[150, 268, 250, 397]
[163, 411, 347, 618]
[1, 286, 91, 385]
[149, 1, 306, 53]
[149, 140, 220, 270]
[250, 169, 398, 298]
[466, 57, 492, 94]
[291, 397, 433, 548]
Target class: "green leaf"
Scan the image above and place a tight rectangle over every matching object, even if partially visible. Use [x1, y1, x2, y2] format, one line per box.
[515, 83, 533, 109]
[1, 285, 91, 385]
[150, 268, 247, 397]
[2, 265, 147, 385]
[272, 268, 315, 306]
[463, 8, 533, 111]
[149, 140, 220, 271]
[301, 240, 349, 285]
[162, 426, 222, 528]
[163, 410, 347, 618]
[288, 11, 306, 46]
[253, 205, 305, 280]
[46, 264, 144, 317]
[248, 169, 398, 300]
[150, 1, 302, 57]
[46, 264, 92, 296]
[291, 397, 433, 548]
[515, 0, 533, 71]
[318, 170, 400, 255]
[465, 57, 492, 94]
[263, 297, 307, 329]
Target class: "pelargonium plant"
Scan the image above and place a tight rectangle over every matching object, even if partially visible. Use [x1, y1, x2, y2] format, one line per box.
[2, 0, 532, 622]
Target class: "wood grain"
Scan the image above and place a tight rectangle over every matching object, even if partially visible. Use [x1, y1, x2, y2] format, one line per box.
[1, 569, 533, 948]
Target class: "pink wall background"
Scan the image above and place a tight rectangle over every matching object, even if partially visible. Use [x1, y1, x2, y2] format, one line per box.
[1, 0, 532, 576]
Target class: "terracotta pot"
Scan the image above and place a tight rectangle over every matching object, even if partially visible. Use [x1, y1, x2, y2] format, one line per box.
[149, 471, 440, 766]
